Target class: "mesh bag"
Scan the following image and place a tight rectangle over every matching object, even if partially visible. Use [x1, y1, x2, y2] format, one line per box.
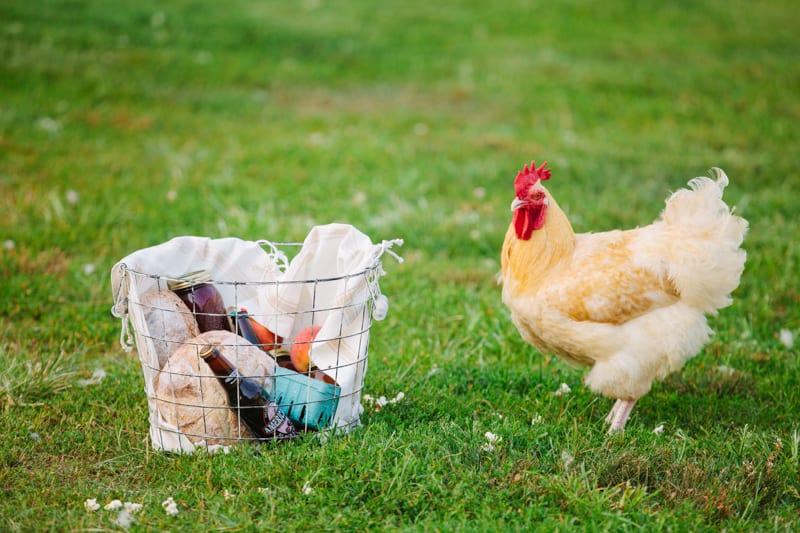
[110, 224, 401, 453]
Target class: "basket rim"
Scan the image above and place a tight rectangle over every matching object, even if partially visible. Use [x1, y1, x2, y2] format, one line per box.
[119, 254, 383, 286]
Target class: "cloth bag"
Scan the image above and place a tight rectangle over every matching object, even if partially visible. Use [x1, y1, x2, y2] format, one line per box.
[111, 223, 402, 452]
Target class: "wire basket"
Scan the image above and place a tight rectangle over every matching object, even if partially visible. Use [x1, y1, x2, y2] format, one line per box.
[111, 232, 398, 453]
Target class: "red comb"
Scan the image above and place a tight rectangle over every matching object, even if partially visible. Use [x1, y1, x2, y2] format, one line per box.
[514, 160, 551, 198]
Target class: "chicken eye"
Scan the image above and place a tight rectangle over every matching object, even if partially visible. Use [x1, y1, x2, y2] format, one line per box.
[533, 191, 545, 201]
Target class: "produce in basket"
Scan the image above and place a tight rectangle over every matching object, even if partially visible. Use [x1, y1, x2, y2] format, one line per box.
[139, 289, 200, 369]
[289, 325, 322, 373]
[153, 330, 276, 445]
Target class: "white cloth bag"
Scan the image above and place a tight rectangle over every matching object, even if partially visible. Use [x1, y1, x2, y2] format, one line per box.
[111, 224, 402, 452]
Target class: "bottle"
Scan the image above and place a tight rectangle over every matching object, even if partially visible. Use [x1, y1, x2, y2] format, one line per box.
[198, 344, 297, 440]
[167, 270, 231, 333]
[229, 308, 283, 352]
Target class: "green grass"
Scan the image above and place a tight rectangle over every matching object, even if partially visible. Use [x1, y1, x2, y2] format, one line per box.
[1, 0, 799, 530]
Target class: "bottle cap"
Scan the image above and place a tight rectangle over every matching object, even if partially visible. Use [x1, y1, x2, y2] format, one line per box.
[198, 344, 217, 359]
[167, 269, 212, 292]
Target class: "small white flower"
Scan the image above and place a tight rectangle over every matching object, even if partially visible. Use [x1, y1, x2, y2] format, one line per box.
[29, 431, 41, 441]
[472, 187, 486, 199]
[82, 263, 96, 275]
[224, 489, 235, 500]
[426, 365, 440, 377]
[481, 442, 496, 452]
[123, 502, 142, 514]
[412, 122, 429, 136]
[717, 365, 735, 376]
[351, 191, 367, 206]
[307, 132, 326, 146]
[150, 11, 166, 28]
[653, 424, 665, 435]
[166, 189, 178, 202]
[162, 497, 179, 516]
[3, 240, 14, 250]
[36, 117, 62, 133]
[104, 499, 123, 510]
[555, 383, 571, 396]
[77, 368, 106, 386]
[302, 483, 314, 495]
[389, 392, 405, 404]
[561, 450, 574, 471]
[531, 415, 543, 425]
[779, 329, 794, 349]
[376, 396, 388, 408]
[469, 229, 481, 240]
[484, 431, 500, 443]
[84, 498, 100, 512]
[66, 189, 79, 204]
[115, 510, 134, 529]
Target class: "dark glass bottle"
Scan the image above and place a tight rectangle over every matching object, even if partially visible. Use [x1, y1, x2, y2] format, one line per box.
[199, 344, 297, 440]
[167, 270, 231, 332]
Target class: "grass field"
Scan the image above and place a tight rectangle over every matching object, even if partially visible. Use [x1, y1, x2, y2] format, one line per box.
[1, 0, 799, 530]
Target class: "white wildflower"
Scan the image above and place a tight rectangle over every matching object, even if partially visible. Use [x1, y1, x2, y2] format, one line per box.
[653, 424, 665, 435]
[162, 497, 179, 516]
[413, 122, 429, 136]
[66, 189, 79, 204]
[351, 191, 367, 206]
[717, 365, 735, 376]
[482, 431, 501, 452]
[469, 229, 481, 240]
[104, 499, 123, 511]
[555, 383, 571, 396]
[123, 502, 142, 514]
[78, 368, 106, 386]
[84, 498, 100, 512]
[82, 263, 96, 275]
[302, 483, 314, 495]
[389, 392, 405, 404]
[115, 510, 134, 529]
[36, 117, 62, 134]
[224, 489, 235, 500]
[376, 396, 388, 408]
[779, 329, 794, 349]
[472, 187, 486, 199]
[307, 132, 326, 146]
[531, 415, 543, 425]
[426, 365, 440, 377]
[3, 240, 14, 250]
[194, 50, 212, 65]
[166, 189, 178, 202]
[561, 450, 574, 471]
[150, 11, 166, 28]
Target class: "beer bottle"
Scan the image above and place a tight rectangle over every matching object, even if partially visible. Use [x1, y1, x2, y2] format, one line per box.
[198, 344, 297, 440]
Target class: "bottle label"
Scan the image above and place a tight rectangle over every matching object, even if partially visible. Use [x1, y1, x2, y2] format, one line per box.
[224, 369, 240, 385]
[263, 404, 289, 434]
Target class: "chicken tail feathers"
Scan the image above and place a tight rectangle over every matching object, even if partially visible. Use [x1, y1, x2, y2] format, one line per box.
[660, 168, 748, 314]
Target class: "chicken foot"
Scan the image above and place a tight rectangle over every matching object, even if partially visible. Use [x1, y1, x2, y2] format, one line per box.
[605, 399, 637, 432]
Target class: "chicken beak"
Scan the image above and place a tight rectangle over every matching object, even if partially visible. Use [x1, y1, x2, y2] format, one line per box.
[510, 198, 526, 211]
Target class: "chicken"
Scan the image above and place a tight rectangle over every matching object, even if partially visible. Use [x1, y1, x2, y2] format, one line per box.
[500, 161, 748, 431]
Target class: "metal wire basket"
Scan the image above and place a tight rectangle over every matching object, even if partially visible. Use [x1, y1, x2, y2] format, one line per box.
[111, 234, 395, 453]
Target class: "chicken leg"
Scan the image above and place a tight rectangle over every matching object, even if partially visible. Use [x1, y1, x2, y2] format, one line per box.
[605, 399, 637, 432]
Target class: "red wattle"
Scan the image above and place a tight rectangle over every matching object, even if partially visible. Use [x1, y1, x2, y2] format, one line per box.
[513, 205, 547, 240]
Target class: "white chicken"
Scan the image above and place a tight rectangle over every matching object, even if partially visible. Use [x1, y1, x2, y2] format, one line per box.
[500, 161, 748, 431]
